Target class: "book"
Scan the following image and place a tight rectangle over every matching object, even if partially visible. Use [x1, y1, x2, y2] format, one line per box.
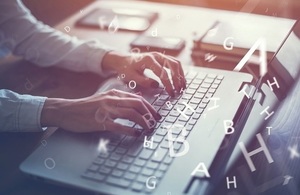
[193, 20, 277, 64]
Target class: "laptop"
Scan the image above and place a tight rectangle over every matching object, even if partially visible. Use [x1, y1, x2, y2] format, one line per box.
[20, 20, 300, 195]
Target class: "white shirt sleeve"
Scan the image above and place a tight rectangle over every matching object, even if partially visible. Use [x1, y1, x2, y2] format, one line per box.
[0, 0, 114, 77]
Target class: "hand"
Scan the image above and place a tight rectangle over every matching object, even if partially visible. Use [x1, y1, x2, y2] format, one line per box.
[41, 89, 161, 136]
[102, 51, 186, 97]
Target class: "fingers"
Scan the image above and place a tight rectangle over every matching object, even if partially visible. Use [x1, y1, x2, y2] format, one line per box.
[153, 52, 186, 91]
[107, 89, 160, 120]
[97, 90, 160, 133]
[132, 74, 160, 89]
[109, 107, 153, 131]
[143, 55, 175, 97]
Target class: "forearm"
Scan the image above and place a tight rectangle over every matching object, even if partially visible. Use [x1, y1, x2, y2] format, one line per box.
[0, 0, 113, 77]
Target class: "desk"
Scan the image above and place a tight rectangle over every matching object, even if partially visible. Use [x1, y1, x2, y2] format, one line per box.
[0, 1, 298, 195]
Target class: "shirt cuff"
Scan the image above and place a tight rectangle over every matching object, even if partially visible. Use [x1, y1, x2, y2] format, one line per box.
[85, 40, 116, 78]
[17, 95, 47, 132]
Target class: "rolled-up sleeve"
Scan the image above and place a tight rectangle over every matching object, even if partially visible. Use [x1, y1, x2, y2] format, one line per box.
[0, 89, 47, 132]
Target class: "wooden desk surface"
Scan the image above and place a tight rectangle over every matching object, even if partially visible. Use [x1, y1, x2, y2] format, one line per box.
[0, 1, 299, 195]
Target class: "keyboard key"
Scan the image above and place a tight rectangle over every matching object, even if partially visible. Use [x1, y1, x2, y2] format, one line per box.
[211, 84, 219, 89]
[115, 147, 127, 154]
[153, 135, 164, 143]
[182, 94, 192, 100]
[186, 124, 194, 131]
[153, 106, 160, 111]
[205, 93, 213, 99]
[82, 171, 95, 180]
[217, 75, 224, 80]
[98, 152, 109, 158]
[88, 164, 100, 172]
[207, 74, 217, 79]
[194, 92, 205, 99]
[185, 89, 196, 94]
[154, 100, 165, 106]
[131, 182, 144, 192]
[106, 176, 131, 188]
[173, 142, 182, 150]
[122, 155, 134, 164]
[107, 145, 116, 152]
[202, 97, 210, 104]
[98, 166, 111, 175]
[163, 156, 173, 164]
[196, 107, 204, 114]
[165, 116, 177, 123]
[214, 79, 221, 84]
[204, 78, 214, 84]
[139, 149, 153, 160]
[156, 126, 168, 136]
[146, 161, 159, 169]
[112, 169, 124, 177]
[94, 173, 106, 181]
[141, 168, 155, 176]
[195, 72, 206, 80]
[158, 163, 168, 171]
[192, 79, 202, 85]
[105, 159, 117, 167]
[158, 110, 169, 117]
[110, 153, 122, 161]
[175, 120, 187, 127]
[158, 95, 169, 101]
[188, 119, 197, 125]
[93, 158, 105, 165]
[169, 110, 180, 117]
[124, 172, 137, 180]
[189, 98, 201, 104]
[189, 84, 199, 89]
[198, 102, 207, 108]
[136, 175, 149, 183]
[134, 158, 147, 167]
[161, 105, 173, 111]
[117, 163, 129, 170]
[127, 145, 143, 157]
[152, 148, 168, 162]
[178, 115, 189, 122]
[200, 83, 211, 88]
[129, 165, 142, 173]
[208, 88, 217, 94]
[197, 87, 208, 94]
[121, 136, 137, 147]
[169, 124, 183, 135]
[192, 113, 201, 119]
[155, 170, 165, 179]
[160, 139, 170, 149]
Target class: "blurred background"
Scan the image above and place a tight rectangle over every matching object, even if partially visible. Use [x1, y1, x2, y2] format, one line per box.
[23, 0, 300, 27]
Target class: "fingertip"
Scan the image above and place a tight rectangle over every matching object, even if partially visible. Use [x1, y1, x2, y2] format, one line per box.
[151, 81, 159, 88]
[134, 129, 142, 137]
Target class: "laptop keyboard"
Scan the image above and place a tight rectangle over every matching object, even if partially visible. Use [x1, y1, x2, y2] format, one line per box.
[82, 71, 224, 193]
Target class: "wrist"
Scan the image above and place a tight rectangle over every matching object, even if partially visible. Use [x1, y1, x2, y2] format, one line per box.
[41, 98, 69, 127]
[102, 51, 128, 73]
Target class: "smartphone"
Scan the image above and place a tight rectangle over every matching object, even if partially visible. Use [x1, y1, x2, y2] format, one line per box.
[130, 35, 185, 55]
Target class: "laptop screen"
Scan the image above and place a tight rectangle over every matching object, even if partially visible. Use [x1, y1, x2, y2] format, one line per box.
[265, 21, 300, 100]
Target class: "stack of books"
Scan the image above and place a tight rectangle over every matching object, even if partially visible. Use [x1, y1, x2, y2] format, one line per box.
[191, 20, 276, 73]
